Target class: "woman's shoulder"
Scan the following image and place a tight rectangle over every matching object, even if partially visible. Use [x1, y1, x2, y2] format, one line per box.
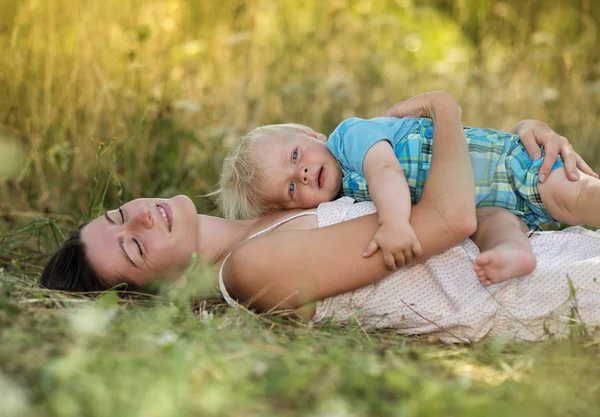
[273, 211, 318, 232]
[251, 197, 362, 234]
[251, 209, 318, 235]
[317, 197, 378, 227]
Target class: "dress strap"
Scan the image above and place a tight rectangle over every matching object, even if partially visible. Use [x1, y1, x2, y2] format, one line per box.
[246, 210, 317, 239]
[218, 210, 317, 308]
[219, 253, 237, 308]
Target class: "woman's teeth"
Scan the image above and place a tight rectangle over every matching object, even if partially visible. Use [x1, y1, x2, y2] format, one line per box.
[158, 206, 170, 229]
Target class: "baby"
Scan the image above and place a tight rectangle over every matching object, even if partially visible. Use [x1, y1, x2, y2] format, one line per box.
[218, 93, 600, 285]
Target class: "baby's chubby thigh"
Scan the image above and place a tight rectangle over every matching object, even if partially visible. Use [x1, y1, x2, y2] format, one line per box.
[538, 168, 599, 226]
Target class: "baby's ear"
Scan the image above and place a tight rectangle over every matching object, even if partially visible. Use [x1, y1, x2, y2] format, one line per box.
[304, 127, 328, 143]
[293, 124, 327, 142]
[315, 132, 328, 143]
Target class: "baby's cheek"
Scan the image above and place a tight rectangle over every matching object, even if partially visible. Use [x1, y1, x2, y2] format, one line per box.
[312, 192, 330, 206]
[298, 193, 316, 208]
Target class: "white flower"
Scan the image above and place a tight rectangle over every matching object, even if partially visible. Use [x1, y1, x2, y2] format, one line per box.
[68, 303, 117, 338]
[155, 331, 178, 346]
[0, 372, 28, 417]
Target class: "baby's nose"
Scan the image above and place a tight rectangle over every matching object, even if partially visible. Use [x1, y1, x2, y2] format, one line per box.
[300, 167, 309, 184]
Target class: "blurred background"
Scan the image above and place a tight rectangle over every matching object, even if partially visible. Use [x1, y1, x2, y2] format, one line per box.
[2, 4, 600, 414]
[1, 0, 600, 220]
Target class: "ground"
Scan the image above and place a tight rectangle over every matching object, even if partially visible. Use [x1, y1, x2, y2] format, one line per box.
[2, 269, 600, 417]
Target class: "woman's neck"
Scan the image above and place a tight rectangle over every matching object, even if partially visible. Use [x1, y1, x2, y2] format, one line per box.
[196, 214, 257, 266]
[195, 209, 317, 266]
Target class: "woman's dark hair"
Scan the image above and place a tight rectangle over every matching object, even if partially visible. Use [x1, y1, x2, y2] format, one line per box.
[40, 223, 110, 292]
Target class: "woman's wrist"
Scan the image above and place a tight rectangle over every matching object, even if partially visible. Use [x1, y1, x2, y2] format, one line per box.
[428, 92, 461, 121]
[511, 119, 540, 136]
[381, 91, 460, 120]
[419, 93, 476, 237]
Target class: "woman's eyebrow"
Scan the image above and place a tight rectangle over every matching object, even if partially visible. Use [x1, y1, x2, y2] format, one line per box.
[118, 236, 139, 269]
[104, 212, 115, 225]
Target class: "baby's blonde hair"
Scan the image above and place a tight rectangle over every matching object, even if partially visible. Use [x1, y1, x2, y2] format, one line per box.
[218, 123, 311, 219]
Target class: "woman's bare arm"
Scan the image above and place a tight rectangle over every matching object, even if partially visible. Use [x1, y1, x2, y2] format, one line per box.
[223, 92, 476, 311]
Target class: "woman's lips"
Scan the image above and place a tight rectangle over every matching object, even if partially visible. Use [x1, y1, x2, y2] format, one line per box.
[158, 203, 173, 232]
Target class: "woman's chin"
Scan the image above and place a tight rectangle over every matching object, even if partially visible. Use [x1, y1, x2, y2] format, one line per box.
[131, 263, 190, 288]
[169, 195, 197, 218]
[168, 194, 199, 238]
[172, 194, 195, 206]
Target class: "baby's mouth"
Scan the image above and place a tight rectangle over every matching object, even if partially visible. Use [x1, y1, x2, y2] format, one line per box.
[317, 167, 324, 189]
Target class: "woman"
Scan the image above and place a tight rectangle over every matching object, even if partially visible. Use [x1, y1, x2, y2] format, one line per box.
[41, 93, 600, 342]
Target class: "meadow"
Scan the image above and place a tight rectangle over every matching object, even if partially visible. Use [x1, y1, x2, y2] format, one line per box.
[2, 0, 600, 415]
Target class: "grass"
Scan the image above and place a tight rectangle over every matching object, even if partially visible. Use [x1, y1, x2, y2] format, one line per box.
[3, 0, 600, 415]
[3, 271, 600, 417]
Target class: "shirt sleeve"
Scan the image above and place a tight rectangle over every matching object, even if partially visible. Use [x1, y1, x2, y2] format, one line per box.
[326, 118, 396, 177]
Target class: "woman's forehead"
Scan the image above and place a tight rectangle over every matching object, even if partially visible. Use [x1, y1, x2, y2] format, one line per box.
[123, 198, 153, 208]
[81, 216, 132, 282]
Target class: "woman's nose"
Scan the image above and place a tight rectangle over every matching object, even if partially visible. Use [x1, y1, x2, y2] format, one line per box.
[128, 206, 154, 230]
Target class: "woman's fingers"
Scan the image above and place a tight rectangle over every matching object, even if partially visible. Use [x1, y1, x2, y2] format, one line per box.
[381, 102, 402, 117]
[382, 100, 418, 118]
[519, 130, 543, 162]
[575, 153, 599, 178]
[518, 124, 595, 183]
[382, 92, 440, 118]
[557, 143, 580, 181]
[522, 127, 598, 182]
[537, 141, 560, 183]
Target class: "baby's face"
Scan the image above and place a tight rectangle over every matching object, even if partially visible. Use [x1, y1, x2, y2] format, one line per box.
[254, 128, 342, 210]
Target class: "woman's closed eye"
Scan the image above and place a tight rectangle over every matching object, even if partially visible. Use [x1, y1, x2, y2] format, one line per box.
[133, 238, 144, 257]
[106, 207, 124, 224]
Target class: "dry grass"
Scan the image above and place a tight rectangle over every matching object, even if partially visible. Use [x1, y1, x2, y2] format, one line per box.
[2, 0, 600, 217]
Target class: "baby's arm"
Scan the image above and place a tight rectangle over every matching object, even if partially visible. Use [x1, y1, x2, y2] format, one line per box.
[470, 207, 536, 286]
[361, 91, 469, 269]
[362, 141, 422, 269]
[224, 92, 476, 313]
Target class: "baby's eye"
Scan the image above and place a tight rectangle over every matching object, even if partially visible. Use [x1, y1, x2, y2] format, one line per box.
[289, 181, 295, 195]
[292, 148, 298, 163]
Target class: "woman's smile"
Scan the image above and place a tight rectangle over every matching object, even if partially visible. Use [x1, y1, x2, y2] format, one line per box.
[82, 195, 199, 286]
[157, 203, 172, 231]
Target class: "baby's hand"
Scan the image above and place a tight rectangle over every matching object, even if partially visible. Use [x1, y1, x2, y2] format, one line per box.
[363, 220, 423, 270]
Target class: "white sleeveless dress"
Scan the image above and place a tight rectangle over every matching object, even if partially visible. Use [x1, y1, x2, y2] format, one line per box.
[220, 197, 600, 343]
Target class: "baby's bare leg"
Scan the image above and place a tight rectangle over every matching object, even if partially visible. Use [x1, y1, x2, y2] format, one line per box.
[538, 169, 600, 227]
[471, 207, 536, 286]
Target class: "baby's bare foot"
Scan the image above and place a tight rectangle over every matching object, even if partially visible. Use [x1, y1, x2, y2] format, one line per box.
[474, 244, 536, 286]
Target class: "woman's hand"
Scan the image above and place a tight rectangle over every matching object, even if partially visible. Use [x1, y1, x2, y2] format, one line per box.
[382, 91, 461, 120]
[385, 97, 597, 183]
[511, 119, 598, 183]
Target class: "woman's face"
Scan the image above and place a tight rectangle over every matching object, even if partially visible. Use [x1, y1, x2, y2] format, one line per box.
[81, 195, 199, 287]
